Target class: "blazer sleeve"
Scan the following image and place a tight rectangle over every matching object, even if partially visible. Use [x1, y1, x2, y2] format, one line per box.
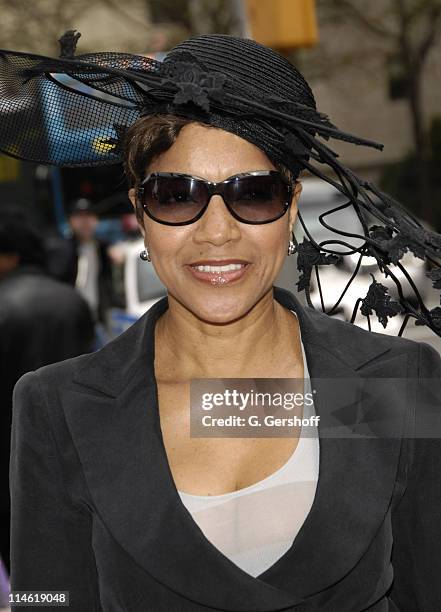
[10, 370, 102, 611]
[388, 341, 441, 611]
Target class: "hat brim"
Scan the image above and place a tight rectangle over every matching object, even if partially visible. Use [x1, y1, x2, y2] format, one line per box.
[0, 49, 165, 167]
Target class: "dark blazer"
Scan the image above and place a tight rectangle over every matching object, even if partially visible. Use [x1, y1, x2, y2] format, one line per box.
[9, 286, 441, 611]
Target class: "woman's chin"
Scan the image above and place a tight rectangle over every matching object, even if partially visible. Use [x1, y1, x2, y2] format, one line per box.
[181, 291, 256, 325]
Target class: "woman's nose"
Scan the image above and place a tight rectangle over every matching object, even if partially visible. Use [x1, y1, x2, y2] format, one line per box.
[192, 194, 241, 244]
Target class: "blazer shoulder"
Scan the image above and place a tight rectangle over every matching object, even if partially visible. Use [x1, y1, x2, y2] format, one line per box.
[305, 306, 422, 350]
[304, 305, 437, 366]
[16, 351, 94, 392]
[12, 353, 97, 441]
[417, 339, 441, 377]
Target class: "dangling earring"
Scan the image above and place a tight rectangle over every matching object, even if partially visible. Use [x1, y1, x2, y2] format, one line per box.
[287, 232, 296, 256]
[139, 247, 151, 262]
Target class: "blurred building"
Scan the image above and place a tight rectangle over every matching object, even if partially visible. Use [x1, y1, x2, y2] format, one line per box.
[298, 5, 441, 182]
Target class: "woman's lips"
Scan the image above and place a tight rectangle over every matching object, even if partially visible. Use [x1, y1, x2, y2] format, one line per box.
[186, 263, 251, 286]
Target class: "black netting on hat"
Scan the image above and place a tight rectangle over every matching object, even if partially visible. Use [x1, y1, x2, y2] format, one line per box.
[1, 30, 441, 338]
[0, 50, 152, 166]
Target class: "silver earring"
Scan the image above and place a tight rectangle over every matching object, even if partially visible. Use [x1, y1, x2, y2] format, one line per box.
[287, 235, 296, 256]
[139, 248, 151, 262]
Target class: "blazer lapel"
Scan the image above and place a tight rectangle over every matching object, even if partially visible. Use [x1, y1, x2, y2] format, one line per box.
[61, 286, 408, 610]
[257, 289, 409, 599]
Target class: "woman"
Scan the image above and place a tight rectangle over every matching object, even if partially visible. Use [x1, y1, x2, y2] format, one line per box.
[4, 32, 441, 611]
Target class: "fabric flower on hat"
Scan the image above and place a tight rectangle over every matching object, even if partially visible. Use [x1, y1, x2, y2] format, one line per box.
[159, 59, 228, 113]
[360, 275, 404, 328]
[296, 238, 340, 293]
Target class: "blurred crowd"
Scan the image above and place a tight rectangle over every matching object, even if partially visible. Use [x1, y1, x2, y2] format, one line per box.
[0, 199, 115, 586]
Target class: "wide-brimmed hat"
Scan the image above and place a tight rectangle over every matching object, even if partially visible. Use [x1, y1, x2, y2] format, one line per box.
[1, 30, 441, 337]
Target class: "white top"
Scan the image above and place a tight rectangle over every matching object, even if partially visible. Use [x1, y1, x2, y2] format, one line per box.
[75, 240, 100, 320]
[178, 310, 320, 577]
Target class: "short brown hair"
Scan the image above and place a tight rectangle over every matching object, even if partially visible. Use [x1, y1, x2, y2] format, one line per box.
[123, 113, 295, 191]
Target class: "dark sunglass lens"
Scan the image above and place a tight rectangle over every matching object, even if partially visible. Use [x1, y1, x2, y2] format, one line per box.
[226, 175, 289, 222]
[142, 176, 206, 223]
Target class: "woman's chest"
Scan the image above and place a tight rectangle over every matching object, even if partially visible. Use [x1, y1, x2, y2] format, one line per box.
[156, 378, 303, 495]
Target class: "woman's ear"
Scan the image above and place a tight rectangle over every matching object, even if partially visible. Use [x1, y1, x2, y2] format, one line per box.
[289, 181, 302, 235]
[128, 187, 146, 238]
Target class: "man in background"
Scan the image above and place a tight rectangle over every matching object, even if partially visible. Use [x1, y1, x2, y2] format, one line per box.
[0, 203, 95, 574]
[46, 198, 113, 346]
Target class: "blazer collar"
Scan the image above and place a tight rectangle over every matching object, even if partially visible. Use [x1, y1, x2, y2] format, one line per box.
[63, 286, 407, 610]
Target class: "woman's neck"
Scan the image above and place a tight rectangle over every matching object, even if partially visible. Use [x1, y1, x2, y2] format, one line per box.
[154, 291, 303, 382]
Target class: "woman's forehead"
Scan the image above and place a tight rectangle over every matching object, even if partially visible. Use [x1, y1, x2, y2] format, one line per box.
[147, 123, 276, 179]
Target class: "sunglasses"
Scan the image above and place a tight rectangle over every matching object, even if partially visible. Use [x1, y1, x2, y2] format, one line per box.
[136, 170, 294, 226]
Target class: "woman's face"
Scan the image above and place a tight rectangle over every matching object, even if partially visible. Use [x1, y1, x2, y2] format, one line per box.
[128, 123, 301, 323]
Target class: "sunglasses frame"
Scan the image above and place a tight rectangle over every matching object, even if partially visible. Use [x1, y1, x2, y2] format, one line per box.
[136, 170, 295, 226]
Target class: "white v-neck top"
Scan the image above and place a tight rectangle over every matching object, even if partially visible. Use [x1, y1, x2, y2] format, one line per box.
[178, 310, 320, 577]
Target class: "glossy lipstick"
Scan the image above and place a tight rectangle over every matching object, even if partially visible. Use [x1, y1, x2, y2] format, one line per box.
[186, 260, 250, 286]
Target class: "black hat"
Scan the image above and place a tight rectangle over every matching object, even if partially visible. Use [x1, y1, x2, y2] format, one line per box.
[1, 30, 441, 337]
[68, 197, 96, 216]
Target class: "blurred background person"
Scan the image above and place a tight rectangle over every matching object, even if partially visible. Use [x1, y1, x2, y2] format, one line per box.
[0, 203, 95, 575]
[46, 198, 114, 349]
